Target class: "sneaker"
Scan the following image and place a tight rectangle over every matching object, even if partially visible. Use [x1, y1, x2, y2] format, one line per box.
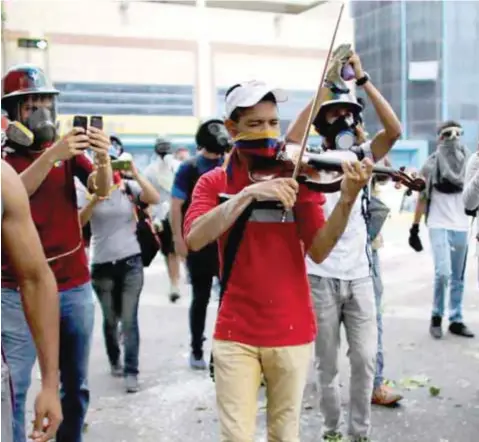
[110, 362, 123, 378]
[323, 431, 343, 441]
[189, 352, 207, 370]
[449, 322, 475, 338]
[125, 375, 139, 393]
[430, 315, 443, 339]
[169, 292, 181, 303]
[372, 384, 403, 406]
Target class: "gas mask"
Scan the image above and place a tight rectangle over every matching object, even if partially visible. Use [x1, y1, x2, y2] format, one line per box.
[207, 122, 231, 154]
[1, 113, 34, 147]
[322, 114, 357, 151]
[196, 119, 232, 155]
[25, 107, 57, 148]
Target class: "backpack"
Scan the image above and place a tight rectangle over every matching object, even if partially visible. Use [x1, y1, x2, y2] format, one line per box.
[123, 181, 161, 267]
[181, 157, 220, 277]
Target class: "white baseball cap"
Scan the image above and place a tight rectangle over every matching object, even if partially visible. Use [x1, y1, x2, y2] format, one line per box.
[225, 80, 288, 119]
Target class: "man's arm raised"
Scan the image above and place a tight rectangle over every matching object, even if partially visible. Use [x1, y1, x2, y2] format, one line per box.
[1, 160, 62, 441]
[20, 128, 89, 196]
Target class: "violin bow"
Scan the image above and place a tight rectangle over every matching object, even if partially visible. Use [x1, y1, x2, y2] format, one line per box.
[281, 1, 345, 221]
[290, 1, 345, 181]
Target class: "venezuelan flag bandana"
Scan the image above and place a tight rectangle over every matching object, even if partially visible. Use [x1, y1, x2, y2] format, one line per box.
[233, 130, 281, 158]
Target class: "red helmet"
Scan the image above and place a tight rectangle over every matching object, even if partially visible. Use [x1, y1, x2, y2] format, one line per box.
[2, 64, 58, 101]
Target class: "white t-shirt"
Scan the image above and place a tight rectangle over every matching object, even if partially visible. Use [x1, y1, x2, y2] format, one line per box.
[427, 189, 469, 231]
[143, 154, 180, 222]
[306, 143, 373, 281]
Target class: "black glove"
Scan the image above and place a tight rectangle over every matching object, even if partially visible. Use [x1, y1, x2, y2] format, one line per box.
[408, 224, 423, 252]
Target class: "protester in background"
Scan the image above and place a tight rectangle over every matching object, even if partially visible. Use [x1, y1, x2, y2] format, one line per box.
[170, 119, 229, 369]
[288, 45, 402, 441]
[462, 140, 479, 286]
[110, 135, 124, 157]
[174, 146, 191, 162]
[1, 64, 112, 442]
[369, 160, 403, 407]
[356, 119, 404, 407]
[78, 148, 159, 393]
[1, 160, 62, 442]
[144, 136, 182, 302]
[409, 121, 473, 339]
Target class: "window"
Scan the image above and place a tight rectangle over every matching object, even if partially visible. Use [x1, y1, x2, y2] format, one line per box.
[460, 104, 478, 120]
[55, 82, 194, 116]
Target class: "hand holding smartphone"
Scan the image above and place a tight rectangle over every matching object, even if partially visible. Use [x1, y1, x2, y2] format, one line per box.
[72, 115, 88, 133]
[111, 159, 132, 171]
[72, 115, 104, 152]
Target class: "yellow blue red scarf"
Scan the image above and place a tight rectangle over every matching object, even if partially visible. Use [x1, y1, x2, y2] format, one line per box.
[233, 130, 280, 158]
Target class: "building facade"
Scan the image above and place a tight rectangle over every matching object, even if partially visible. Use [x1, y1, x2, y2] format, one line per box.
[352, 0, 479, 151]
[2, 0, 353, 150]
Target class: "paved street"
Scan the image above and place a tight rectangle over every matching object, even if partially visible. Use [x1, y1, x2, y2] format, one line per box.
[27, 214, 479, 442]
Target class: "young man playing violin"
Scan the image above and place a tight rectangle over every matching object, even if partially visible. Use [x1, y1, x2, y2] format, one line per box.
[184, 80, 374, 441]
[287, 47, 402, 441]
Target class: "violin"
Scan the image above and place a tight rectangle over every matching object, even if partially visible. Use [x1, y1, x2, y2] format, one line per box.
[248, 143, 426, 194]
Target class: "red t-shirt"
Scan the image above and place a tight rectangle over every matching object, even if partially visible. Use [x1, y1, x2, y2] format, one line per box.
[2, 148, 92, 291]
[184, 162, 326, 347]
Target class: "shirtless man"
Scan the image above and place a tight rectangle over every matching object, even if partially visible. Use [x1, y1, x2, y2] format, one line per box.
[1, 160, 62, 442]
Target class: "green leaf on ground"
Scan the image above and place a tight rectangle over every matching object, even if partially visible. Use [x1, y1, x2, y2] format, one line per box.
[384, 379, 397, 388]
[399, 375, 430, 390]
[429, 386, 441, 397]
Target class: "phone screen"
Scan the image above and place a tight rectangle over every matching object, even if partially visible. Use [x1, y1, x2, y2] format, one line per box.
[73, 115, 88, 132]
[111, 160, 131, 171]
[90, 116, 103, 130]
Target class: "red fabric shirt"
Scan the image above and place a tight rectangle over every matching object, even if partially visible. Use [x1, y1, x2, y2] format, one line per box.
[2, 148, 92, 291]
[184, 161, 326, 347]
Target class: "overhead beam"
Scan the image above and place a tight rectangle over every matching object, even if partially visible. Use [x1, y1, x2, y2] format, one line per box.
[151, 0, 328, 15]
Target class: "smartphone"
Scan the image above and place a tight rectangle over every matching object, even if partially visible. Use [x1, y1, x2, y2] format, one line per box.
[72, 115, 88, 132]
[90, 115, 103, 130]
[111, 159, 132, 171]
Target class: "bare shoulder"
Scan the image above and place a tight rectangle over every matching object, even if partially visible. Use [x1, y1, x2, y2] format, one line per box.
[1, 159, 29, 216]
[2, 159, 22, 198]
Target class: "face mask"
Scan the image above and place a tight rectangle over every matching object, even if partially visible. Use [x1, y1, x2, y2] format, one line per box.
[202, 122, 231, 154]
[1, 114, 34, 147]
[25, 107, 57, 148]
[439, 126, 463, 142]
[323, 114, 357, 150]
[233, 129, 281, 158]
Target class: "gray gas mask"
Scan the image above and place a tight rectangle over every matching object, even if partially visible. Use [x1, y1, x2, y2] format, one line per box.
[25, 107, 57, 148]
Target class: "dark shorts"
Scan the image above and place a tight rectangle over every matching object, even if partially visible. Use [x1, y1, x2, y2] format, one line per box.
[158, 218, 175, 256]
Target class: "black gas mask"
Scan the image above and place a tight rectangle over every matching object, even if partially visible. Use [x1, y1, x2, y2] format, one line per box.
[322, 114, 358, 151]
[196, 119, 231, 154]
[25, 107, 57, 148]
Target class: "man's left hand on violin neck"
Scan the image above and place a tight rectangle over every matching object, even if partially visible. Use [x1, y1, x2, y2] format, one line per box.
[339, 158, 374, 203]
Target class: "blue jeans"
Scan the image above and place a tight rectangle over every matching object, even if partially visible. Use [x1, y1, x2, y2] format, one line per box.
[428, 228, 469, 322]
[1, 282, 95, 442]
[91, 254, 143, 375]
[371, 250, 384, 389]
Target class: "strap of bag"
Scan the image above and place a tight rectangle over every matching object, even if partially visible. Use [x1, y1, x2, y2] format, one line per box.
[123, 181, 140, 223]
[209, 201, 253, 382]
[218, 202, 254, 302]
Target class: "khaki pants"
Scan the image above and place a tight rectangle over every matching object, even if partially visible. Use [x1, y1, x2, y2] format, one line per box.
[213, 339, 313, 442]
